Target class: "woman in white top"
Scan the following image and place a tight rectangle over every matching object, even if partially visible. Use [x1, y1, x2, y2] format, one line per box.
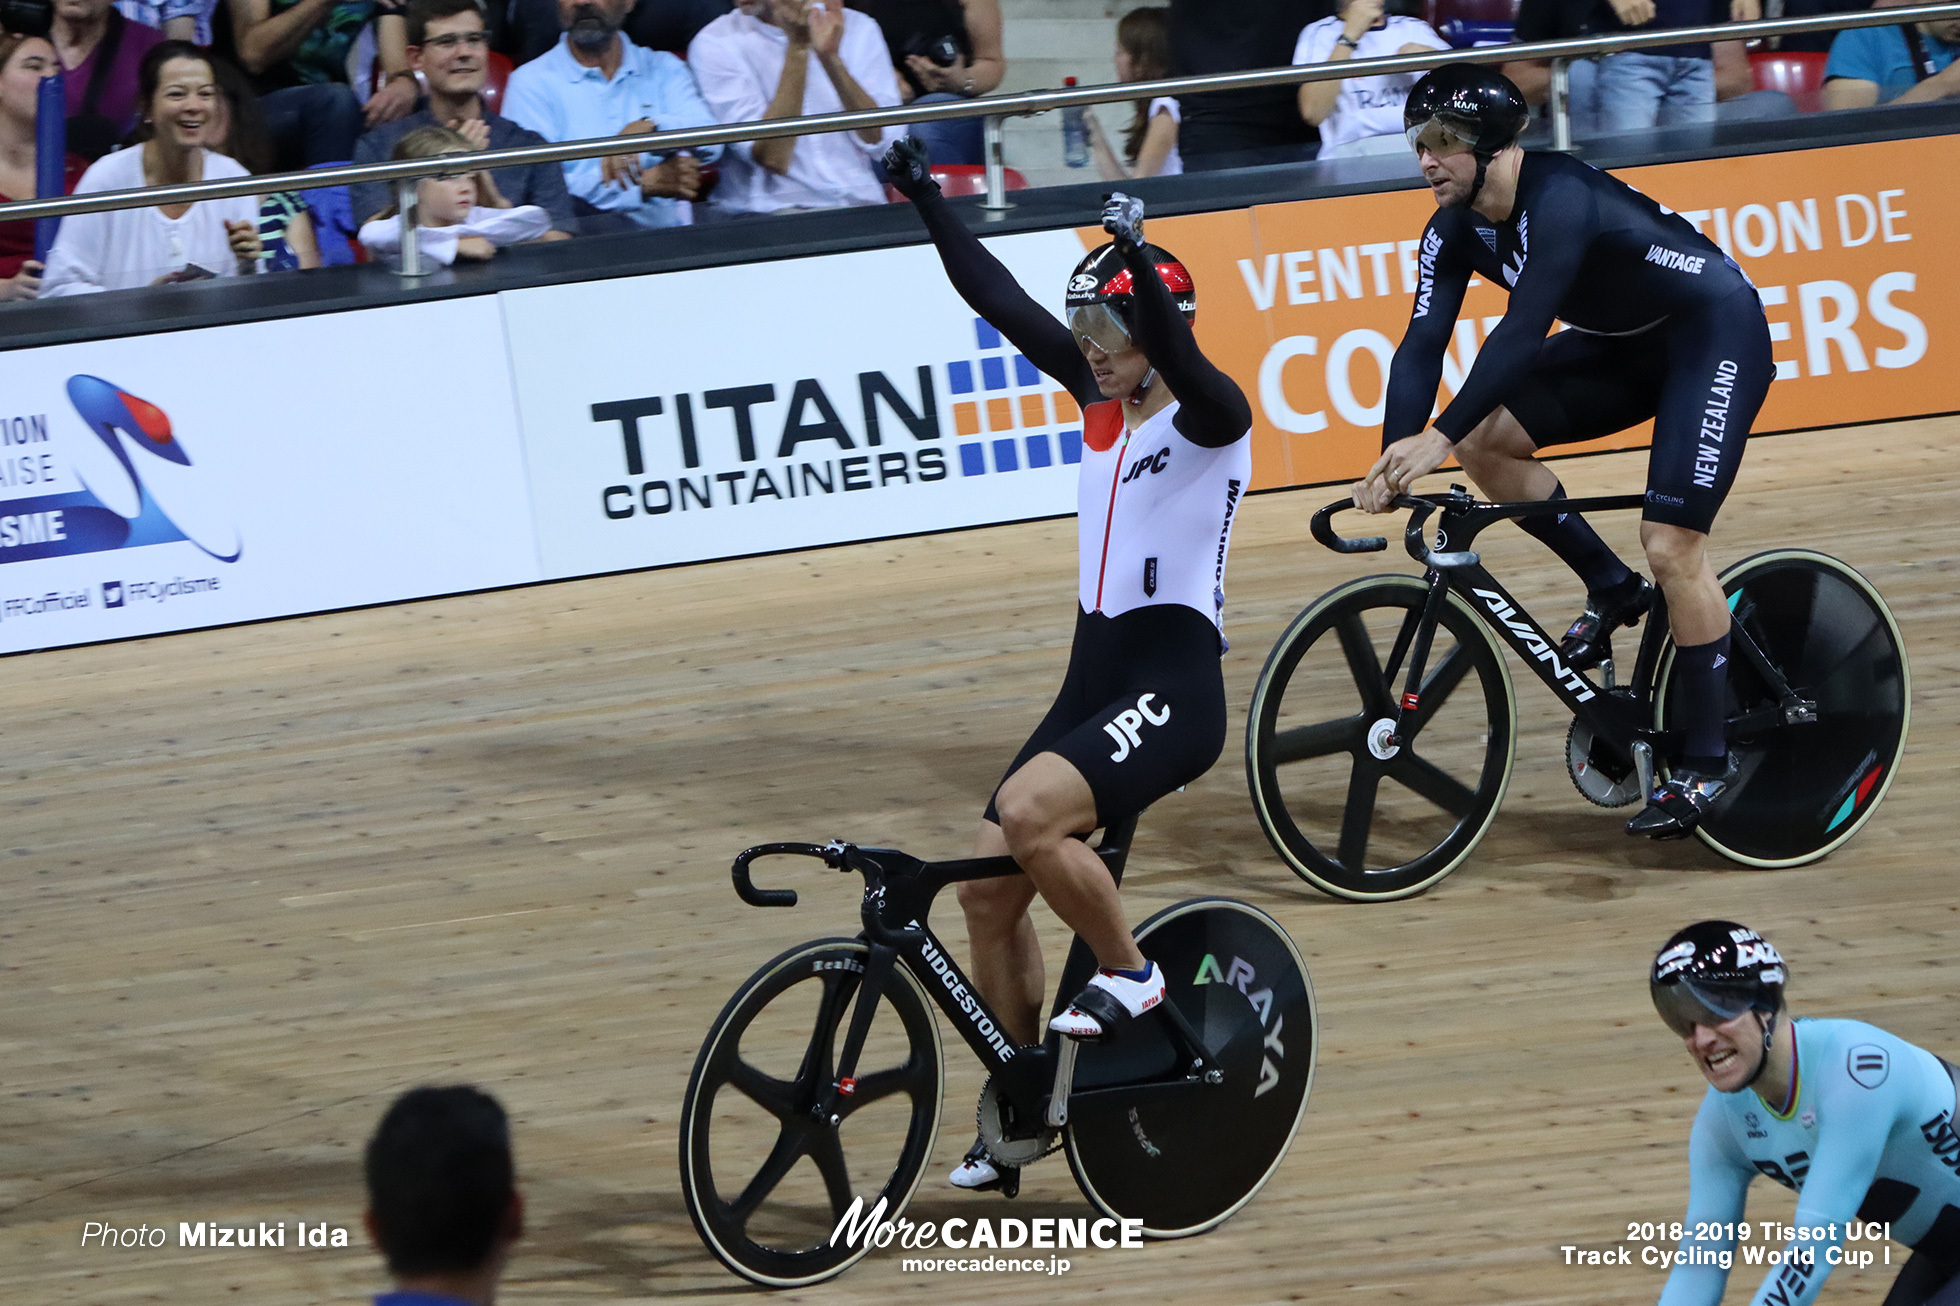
[1294, 0, 1449, 158]
[1087, 6, 1181, 181]
[41, 41, 262, 295]
[358, 125, 551, 268]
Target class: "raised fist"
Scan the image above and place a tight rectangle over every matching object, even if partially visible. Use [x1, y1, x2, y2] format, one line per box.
[883, 136, 939, 202]
[1102, 191, 1144, 252]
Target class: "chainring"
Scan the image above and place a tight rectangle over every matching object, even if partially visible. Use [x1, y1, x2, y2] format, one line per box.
[976, 1074, 1062, 1167]
[1567, 718, 1643, 808]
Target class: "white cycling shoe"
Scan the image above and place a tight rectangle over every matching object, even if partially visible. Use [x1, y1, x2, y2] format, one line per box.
[1048, 962, 1164, 1041]
[950, 1139, 1018, 1196]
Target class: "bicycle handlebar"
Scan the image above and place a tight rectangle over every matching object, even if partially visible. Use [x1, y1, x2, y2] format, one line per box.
[1310, 499, 1389, 554]
[1310, 495, 1481, 568]
[730, 841, 850, 908]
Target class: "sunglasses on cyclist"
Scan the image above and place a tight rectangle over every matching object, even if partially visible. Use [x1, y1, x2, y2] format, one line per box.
[1068, 301, 1133, 355]
[1405, 116, 1477, 158]
[1650, 977, 1766, 1039]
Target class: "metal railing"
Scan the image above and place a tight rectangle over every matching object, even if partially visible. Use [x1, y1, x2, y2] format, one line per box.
[2, 2, 1956, 273]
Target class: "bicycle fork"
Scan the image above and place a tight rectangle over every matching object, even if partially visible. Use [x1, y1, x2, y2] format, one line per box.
[1382, 570, 1455, 754]
[814, 940, 900, 1127]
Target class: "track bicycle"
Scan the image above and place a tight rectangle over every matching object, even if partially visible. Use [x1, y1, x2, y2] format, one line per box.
[1245, 486, 1910, 901]
[679, 815, 1317, 1285]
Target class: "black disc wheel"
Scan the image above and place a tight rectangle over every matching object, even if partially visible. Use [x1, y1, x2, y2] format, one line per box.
[1246, 575, 1516, 901]
[1059, 898, 1316, 1237]
[1656, 549, 1909, 867]
[680, 938, 942, 1287]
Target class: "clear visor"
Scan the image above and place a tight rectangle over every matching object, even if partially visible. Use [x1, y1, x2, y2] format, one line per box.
[1068, 302, 1132, 355]
[1405, 115, 1478, 158]
[1651, 978, 1759, 1038]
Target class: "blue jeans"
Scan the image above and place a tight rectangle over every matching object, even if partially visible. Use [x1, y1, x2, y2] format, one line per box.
[906, 92, 984, 166]
[1594, 52, 1715, 133]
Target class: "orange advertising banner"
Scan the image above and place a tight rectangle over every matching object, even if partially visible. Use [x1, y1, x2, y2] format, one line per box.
[1084, 134, 1960, 491]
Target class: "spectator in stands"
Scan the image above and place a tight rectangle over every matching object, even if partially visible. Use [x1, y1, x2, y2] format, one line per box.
[1294, 0, 1449, 157]
[1759, 0, 1869, 54]
[52, 0, 164, 160]
[0, 31, 87, 301]
[42, 41, 263, 293]
[1087, 6, 1180, 180]
[502, 0, 721, 230]
[207, 56, 320, 269]
[1822, 0, 1960, 106]
[1506, 0, 1759, 134]
[351, 0, 574, 237]
[363, 1085, 524, 1306]
[505, 0, 732, 67]
[225, 0, 415, 169]
[1166, 0, 1321, 171]
[689, 0, 901, 213]
[358, 123, 551, 264]
[851, 0, 1002, 165]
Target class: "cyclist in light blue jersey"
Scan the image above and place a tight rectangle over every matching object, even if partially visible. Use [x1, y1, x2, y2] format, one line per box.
[1651, 921, 1960, 1306]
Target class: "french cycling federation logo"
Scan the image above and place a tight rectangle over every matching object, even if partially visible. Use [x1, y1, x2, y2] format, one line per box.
[0, 377, 241, 566]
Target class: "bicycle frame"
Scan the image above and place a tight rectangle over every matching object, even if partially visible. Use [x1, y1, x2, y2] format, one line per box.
[1313, 487, 1810, 773]
[730, 815, 1222, 1142]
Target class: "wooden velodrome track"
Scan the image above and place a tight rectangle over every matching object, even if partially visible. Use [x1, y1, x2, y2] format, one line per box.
[3, 416, 1956, 1305]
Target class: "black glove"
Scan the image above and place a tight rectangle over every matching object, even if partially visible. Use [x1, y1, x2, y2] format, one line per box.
[883, 136, 940, 202]
[1102, 191, 1145, 254]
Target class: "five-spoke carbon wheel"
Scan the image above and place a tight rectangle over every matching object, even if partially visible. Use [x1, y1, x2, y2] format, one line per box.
[1656, 549, 1909, 867]
[1247, 575, 1516, 900]
[680, 938, 942, 1286]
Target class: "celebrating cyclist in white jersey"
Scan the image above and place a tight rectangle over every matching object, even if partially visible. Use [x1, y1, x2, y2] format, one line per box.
[883, 138, 1253, 1194]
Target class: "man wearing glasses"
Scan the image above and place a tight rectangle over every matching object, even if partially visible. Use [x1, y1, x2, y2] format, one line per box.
[1354, 65, 1775, 840]
[350, 0, 577, 234]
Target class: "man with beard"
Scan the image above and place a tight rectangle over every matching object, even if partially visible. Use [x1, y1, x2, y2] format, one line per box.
[350, 0, 575, 233]
[502, 0, 722, 229]
[686, 0, 902, 213]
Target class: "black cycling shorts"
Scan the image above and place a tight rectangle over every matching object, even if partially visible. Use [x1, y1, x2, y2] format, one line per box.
[1503, 284, 1775, 534]
[983, 603, 1227, 830]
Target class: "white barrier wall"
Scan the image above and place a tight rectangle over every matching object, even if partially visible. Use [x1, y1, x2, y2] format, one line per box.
[0, 299, 541, 654]
[0, 232, 1092, 653]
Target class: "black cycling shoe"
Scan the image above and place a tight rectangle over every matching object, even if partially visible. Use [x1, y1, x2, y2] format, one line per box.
[1627, 759, 1735, 839]
[1561, 575, 1655, 671]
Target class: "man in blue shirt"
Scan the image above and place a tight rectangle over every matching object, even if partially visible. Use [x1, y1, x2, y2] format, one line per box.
[502, 0, 723, 229]
[350, 0, 577, 232]
[1823, 3, 1960, 108]
[364, 1085, 524, 1306]
[1650, 921, 1960, 1306]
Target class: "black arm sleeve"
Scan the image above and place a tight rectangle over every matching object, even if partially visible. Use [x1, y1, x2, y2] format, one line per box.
[1381, 216, 1471, 445]
[1433, 175, 1597, 441]
[1118, 240, 1253, 449]
[911, 191, 1100, 407]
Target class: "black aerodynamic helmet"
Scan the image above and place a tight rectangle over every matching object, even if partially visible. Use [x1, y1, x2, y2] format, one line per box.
[1403, 64, 1531, 161]
[1649, 920, 1787, 1039]
[1064, 241, 1196, 354]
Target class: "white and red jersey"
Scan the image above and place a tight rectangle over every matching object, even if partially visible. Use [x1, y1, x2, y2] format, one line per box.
[1075, 399, 1252, 631]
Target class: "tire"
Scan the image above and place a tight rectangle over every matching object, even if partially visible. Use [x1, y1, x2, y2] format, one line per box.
[679, 937, 943, 1287]
[1062, 898, 1316, 1237]
[1654, 549, 1910, 867]
[1246, 575, 1517, 901]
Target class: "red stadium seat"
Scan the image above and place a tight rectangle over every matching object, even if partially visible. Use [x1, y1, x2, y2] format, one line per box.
[1749, 51, 1828, 113]
[884, 164, 1031, 203]
[480, 52, 513, 116]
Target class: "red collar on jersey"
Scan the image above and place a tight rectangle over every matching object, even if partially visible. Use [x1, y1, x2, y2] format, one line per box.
[1083, 400, 1124, 453]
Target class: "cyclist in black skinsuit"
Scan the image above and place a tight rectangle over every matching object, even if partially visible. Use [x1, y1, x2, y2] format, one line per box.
[883, 136, 1253, 1195]
[1354, 65, 1775, 839]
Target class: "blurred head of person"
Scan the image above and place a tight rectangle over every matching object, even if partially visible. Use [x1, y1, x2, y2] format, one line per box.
[377, 124, 479, 225]
[1113, 7, 1169, 165]
[0, 31, 57, 135]
[132, 42, 216, 155]
[51, 0, 115, 31]
[407, 0, 490, 98]
[556, 0, 630, 54]
[364, 1085, 522, 1299]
